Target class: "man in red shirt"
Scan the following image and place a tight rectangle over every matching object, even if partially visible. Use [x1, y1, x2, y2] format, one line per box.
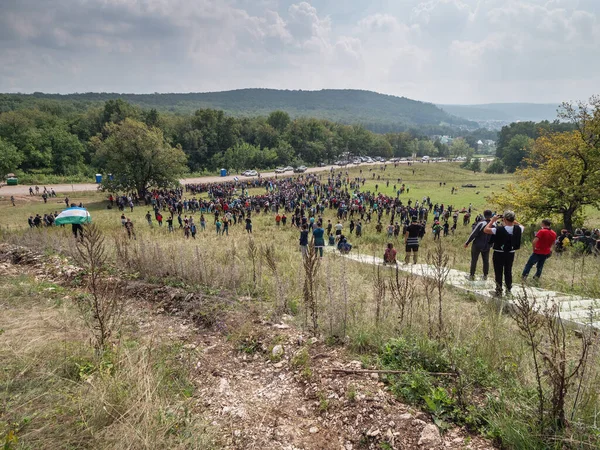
[522, 219, 557, 281]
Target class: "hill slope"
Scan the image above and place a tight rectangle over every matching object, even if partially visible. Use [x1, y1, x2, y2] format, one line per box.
[3, 89, 477, 129]
[438, 103, 560, 122]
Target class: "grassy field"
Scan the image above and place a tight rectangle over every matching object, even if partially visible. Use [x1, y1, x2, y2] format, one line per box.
[1, 162, 600, 449]
[1, 162, 597, 297]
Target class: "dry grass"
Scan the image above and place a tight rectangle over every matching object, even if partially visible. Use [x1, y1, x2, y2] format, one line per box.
[0, 272, 215, 450]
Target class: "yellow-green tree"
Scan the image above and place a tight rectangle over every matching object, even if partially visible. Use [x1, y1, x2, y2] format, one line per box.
[490, 116, 600, 230]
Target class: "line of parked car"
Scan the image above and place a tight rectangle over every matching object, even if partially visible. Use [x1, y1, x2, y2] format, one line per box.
[240, 155, 472, 177]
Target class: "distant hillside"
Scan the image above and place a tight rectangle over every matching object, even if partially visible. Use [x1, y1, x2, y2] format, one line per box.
[438, 103, 561, 123]
[2, 89, 477, 130]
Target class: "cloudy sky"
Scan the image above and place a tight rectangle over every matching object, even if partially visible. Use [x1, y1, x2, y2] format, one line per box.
[1, 0, 599, 104]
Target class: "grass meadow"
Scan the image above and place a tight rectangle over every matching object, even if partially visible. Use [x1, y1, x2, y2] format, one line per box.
[1, 162, 600, 449]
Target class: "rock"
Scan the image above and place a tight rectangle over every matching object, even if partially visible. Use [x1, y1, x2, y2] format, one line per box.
[308, 337, 318, 345]
[366, 428, 380, 437]
[273, 323, 290, 329]
[309, 426, 318, 434]
[370, 373, 379, 380]
[418, 424, 442, 448]
[273, 361, 284, 368]
[398, 413, 412, 421]
[218, 378, 230, 394]
[412, 419, 427, 428]
[272, 344, 284, 358]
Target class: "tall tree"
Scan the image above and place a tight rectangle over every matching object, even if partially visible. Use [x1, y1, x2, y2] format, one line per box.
[490, 130, 600, 230]
[95, 119, 187, 196]
[0, 137, 23, 180]
[267, 110, 291, 133]
[502, 134, 534, 173]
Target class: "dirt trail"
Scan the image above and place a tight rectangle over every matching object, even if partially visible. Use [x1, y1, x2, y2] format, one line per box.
[0, 244, 494, 449]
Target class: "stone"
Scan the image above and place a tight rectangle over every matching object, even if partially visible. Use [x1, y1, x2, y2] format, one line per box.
[418, 424, 442, 448]
[398, 413, 412, 421]
[218, 378, 230, 394]
[366, 428, 380, 437]
[309, 427, 318, 434]
[272, 344, 284, 358]
[370, 373, 379, 380]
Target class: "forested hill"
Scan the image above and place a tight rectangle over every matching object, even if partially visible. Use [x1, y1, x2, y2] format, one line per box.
[0, 89, 477, 131]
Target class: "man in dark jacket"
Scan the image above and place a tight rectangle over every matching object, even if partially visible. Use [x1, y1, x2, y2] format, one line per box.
[464, 209, 493, 281]
[484, 211, 524, 297]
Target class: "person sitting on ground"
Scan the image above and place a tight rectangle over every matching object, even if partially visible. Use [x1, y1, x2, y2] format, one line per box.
[337, 235, 352, 254]
[383, 243, 397, 265]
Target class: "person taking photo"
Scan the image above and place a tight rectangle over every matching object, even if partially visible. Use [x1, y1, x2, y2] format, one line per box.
[483, 211, 523, 297]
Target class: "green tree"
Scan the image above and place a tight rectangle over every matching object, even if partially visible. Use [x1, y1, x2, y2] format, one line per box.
[101, 99, 140, 125]
[46, 128, 85, 175]
[502, 134, 534, 173]
[95, 119, 187, 196]
[449, 138, 472, 158]
[485, 158, 505, 174]
[267, 110, 291, 133]
[470, 157, 481, 172]
[0, 137, 23, 179]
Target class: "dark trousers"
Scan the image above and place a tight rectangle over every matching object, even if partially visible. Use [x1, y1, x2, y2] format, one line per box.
[492, 251, 515, 294]
[522, 253, 550, 279]
[470, 245, 490, 277]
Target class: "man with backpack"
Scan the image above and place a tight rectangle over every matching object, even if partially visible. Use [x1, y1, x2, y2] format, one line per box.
[464, 209, 493, 281]
[483, 211, 524, 297]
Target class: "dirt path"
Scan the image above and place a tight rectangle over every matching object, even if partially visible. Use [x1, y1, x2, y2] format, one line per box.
[0, 244, 494, 449]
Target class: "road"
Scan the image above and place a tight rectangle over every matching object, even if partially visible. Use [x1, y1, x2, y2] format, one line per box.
[0, 159, 491, 196]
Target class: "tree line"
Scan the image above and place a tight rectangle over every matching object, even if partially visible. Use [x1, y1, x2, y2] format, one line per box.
[0, 98, 488, 181]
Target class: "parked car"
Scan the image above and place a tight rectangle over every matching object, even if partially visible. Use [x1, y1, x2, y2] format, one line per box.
[319, 162, 326, 167]
[244, 170, 258, 176]
[283, 166, 294, 172]
[294, 166, 307, 173]
[275, 167, 286, 173]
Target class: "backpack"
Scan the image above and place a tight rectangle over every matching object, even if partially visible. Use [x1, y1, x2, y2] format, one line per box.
[495, 226, 522, 252]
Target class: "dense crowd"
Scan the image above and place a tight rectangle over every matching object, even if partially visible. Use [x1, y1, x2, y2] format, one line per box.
[22, 169, 600, 295]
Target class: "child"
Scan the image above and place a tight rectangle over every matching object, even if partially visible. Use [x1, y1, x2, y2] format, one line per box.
[328, 233, 335, 246]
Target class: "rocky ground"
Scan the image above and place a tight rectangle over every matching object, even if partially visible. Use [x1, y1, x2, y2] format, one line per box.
[0, 244, 495, 449]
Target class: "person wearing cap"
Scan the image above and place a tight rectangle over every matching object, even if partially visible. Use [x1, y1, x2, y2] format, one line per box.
[464, 209, 494, 281]
[403, 216, 422, 264]
[522, 219, 556, 282]
[483, 211, 524, 297]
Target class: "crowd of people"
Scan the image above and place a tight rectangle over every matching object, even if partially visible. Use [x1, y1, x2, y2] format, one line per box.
[20, 168, 600, 297]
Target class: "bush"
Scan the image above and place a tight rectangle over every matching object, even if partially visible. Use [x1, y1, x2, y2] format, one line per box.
[485, 158, 505, 174]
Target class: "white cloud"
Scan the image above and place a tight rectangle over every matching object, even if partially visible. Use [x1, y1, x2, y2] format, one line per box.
[0, 0, 599, 103]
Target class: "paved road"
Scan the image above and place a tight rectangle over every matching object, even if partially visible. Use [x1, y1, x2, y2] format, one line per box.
[337, 249, 600, 330]
[0, 158, 491, 196]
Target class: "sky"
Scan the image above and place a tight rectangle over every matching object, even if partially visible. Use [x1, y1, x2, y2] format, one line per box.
[1, 0, 599, 104]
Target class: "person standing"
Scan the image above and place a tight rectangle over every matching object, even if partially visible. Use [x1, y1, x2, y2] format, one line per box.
[299, 224, 309, 258]
[404, 216, 421, 264]
[313, 223, 325, 258]
[483, 211, 523, 297]
[522, 219, 556, 281]
[464, 210, 493, 281]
